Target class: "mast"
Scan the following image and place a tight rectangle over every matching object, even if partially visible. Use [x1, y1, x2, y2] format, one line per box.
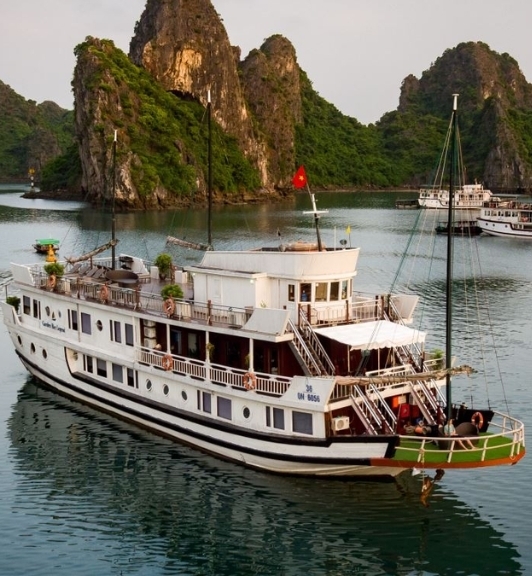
[207, 90, 212, 247]
[111, 129, 117, 270]
[445, 94, 459, 422]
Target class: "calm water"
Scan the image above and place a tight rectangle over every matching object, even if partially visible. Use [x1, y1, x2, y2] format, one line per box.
[0, 185, 531, 575]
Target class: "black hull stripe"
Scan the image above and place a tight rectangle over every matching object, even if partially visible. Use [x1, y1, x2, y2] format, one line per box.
[17, 350, 398, 466]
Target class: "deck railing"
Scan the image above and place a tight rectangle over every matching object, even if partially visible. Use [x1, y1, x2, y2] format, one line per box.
[137, 348, 291, 396]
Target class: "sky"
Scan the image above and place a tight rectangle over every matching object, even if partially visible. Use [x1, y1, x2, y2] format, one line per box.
[1, 0, 531, 126]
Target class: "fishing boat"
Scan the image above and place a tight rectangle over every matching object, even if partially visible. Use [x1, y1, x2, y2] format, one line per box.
[33, 238, 60, 254]
[477, 197, 532, 238]
[1, 99, 525, 480]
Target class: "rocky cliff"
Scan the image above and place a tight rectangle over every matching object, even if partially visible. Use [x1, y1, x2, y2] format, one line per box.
[129, 0, 270, 186]
[398, 42, 532, 191]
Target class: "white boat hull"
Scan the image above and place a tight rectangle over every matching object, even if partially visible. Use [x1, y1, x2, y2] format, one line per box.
[8, 324, 404, 479]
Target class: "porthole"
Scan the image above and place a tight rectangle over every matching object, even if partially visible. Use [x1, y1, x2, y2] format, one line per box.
[163, 384, 169, 396]
[181, 390, 188, 401]
[17, 335, 22, 346]
[96, 320, 103, 331]
[243, 407, 251, 419]
[45, 306, 51, 317]
[30, 343, 36, 354]
[42, 349, 47, 359]
[146, 379, 152, 391]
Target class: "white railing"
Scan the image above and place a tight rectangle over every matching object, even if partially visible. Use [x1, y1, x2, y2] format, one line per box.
[137, 348, 291, 396]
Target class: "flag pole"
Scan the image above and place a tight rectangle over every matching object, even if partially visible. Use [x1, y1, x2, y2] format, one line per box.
[306, 183, 323, 251]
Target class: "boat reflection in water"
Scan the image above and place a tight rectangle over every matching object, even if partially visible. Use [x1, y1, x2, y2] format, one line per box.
[7, 381, 522, 576]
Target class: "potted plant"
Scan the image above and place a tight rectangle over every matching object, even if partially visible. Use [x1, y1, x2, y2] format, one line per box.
[43, 262, 65, 290]
[6, 296, 20, 312]
[161, 283, 183, 300]
[154, 253, 173, 280]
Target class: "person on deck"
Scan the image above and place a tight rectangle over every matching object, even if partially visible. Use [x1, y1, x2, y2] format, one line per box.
[443, 419, 475, 449]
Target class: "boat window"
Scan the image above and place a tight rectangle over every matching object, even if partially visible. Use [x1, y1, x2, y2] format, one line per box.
[202, 391, 212, 414]
[217, 397, 232, 420]
[293, 411, 313, 435]
[111, 320, 122, 343]
[330, 282, 340, 301]
[273, 407, 285, 430]
[126, 368, 135, 387]
[23, 295, 31, 315]
[30, 343, 35, 354]
[163, 384, 169, 396]
[112, 363, 123, 383]
[96, 358, 107, 378]
[300, 283, 311, 302]
[69, 309, 78, 331]
[32, 299, 41, 319]
[288, 284, 295, 302]
[81, 312, 91, 335]
[85, 355, 93, 373]
[315, 282, 327, 302]
[42, 349, 47, 359]
[125, 323, 134, 346]
[45, 306, 51, 317]
[181, 390, 187, 401]
[341, 280, 348, 299]
[96, 320, 103, 332]
[243, 407, 250, 419]
[146, 379, 152, 391]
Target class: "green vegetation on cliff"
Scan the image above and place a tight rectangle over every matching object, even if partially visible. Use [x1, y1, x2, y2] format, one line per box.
[74, 38, 260, 199]
[0, 80, 74, 182]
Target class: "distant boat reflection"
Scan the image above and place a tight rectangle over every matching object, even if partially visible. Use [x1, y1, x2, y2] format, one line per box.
[7, 381, 522, 575]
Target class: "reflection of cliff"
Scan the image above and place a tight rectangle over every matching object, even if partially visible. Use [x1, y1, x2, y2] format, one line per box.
[8, 381, 521, 575]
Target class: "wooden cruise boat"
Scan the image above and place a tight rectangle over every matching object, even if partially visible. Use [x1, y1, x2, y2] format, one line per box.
[477, 198, 532, 239]
[33, 238, 60, 254]
[1, 101, 525, 481]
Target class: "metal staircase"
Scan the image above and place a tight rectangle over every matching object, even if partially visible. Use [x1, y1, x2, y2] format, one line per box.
[287, 309, 336, 376]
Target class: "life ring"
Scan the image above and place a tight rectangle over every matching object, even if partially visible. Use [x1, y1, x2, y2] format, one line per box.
[47, 274, 57, 290]
[243, 372, 257, 391]
[471, 411, 484, 429]
[162, 354, 173, 371]
[99, 284, 109, 302]
[164, 297, 175, 317]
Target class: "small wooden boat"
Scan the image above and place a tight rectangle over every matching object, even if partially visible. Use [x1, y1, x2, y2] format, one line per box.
[33, 238, 60, 254]
[395, 198, 419, 209]
[435, 220, 482, 235]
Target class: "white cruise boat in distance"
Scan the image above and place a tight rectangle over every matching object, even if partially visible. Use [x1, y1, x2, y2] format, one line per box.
[418, 182, 493, 209]
[477, 197, 532, 238]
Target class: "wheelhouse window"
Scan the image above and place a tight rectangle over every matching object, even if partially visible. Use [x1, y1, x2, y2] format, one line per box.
[288, 284, 295, 302]
[341, 280, 349, 299]
[81, 312, 91, 335]
[300, 283, 311, 302]
[293, 411, 313, 435]
[330, 281, 340, 301]
[315, 282, 327, 302]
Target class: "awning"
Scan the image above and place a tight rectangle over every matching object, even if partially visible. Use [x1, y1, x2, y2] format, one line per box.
[314, 320, 425, 350]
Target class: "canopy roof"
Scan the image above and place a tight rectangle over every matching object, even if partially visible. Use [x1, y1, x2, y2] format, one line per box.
[314, 320, 425, 350]
[35, 238, 60, 245]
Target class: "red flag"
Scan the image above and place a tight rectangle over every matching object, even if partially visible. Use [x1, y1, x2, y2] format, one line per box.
[292, 165, 307, 189]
